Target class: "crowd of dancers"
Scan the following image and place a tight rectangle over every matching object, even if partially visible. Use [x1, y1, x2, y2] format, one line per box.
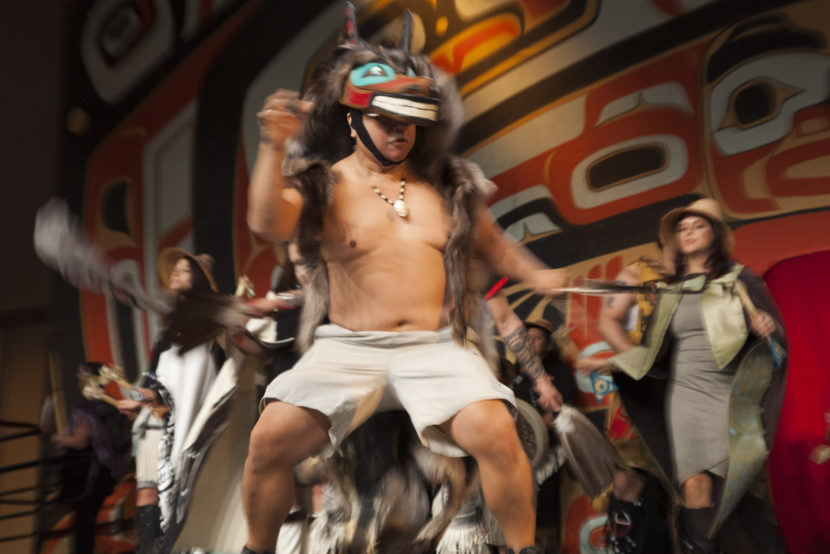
[39, 5, 788, 554]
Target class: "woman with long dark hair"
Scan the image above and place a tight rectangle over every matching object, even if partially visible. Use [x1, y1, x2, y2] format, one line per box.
[587, 198, 788, 553]
[117, 248, 222, 552]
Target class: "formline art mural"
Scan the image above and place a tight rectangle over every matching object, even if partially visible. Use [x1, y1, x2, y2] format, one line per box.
[48, 0, 830, 552]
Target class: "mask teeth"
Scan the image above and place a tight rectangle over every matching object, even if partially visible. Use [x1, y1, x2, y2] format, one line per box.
[370, 96, 438, 123]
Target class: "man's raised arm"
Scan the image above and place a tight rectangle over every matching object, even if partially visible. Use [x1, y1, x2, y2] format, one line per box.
[247, 90, 312, 241]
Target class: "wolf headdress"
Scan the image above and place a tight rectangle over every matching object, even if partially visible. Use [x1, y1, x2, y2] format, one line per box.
[285, 3, 496, 365]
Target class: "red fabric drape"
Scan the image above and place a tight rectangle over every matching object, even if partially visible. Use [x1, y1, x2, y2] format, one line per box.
[766, 251, 830, 553]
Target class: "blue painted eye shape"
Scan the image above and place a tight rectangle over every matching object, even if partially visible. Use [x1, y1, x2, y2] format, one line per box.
[350, 62, 397, 86]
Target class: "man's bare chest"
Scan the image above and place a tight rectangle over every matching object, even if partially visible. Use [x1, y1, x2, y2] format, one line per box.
[322, 182, 451, 259]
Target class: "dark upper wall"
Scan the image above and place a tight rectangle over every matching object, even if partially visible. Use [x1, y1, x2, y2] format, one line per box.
[0, 0, 61, 315]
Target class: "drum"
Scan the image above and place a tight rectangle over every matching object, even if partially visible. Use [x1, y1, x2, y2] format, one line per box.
[515, 398, 550, 471]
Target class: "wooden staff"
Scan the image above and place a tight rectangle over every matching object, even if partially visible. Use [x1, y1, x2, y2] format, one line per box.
[47, 351, 67, 434]
[733, 280, 786, 367]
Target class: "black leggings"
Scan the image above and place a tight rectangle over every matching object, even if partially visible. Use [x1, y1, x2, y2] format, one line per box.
[71, 461, 115, 553]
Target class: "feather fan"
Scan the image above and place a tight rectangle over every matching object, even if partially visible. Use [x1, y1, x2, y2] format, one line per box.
[554, 405, 618, 498]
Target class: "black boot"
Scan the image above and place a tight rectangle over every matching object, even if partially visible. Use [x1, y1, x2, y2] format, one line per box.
[679, 507, 720, 554]
[606, 494, 645, 554]
[606, 474, 671, 554]
[135, 504, 161, 554]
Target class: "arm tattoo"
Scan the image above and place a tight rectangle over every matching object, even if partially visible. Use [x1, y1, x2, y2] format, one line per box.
[503, 326, 545, 380]
[606, 280, 628, 308]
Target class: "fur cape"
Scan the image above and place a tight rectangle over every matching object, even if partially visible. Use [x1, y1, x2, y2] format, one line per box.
[282, 38, 497, 365]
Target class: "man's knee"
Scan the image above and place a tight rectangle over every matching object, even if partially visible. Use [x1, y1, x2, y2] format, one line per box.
[247, 419, 284, 471]
[247, 402, 329, 471]
[453, 401, 523, 463]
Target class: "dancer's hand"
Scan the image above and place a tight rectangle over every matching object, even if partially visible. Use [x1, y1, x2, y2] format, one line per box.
[116, 398, 142, 414]
[576, 356, 612, 375]
[809, 444, 830, 465]
[536, 268, 569, 295]
[245, 292, 303, 317]
[257, 89, 313, 148]
[245, 296, 282, 317]
[750, 310, 776, 339]
[116, 387, 155, 414]
[534, 374, 563, 412]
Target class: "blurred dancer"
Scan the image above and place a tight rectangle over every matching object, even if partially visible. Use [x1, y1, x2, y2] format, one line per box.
[576, 248, 671, 554]
[117, 248, 222, 552]
[52, 361, 131, 553]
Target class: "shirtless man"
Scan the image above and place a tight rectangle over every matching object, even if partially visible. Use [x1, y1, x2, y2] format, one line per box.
[242, 17, 566, 554]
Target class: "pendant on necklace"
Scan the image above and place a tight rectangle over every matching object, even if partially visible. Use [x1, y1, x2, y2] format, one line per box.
[393, 199, 409, 218]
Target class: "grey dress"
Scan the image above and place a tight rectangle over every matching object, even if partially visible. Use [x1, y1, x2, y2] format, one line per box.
[666, 289, 736, 484]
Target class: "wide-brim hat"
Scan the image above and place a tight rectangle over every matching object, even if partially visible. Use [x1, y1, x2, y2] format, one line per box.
[157, 247, 218, 292]
[659, 198, 734, 254]
[524, 319, 554, 336]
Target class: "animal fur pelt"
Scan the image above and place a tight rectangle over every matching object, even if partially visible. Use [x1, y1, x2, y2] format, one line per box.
[34, 198, 173, 314]
[162, 289, 251, 352]
[34, 198, 260, 350]
[308, 411, 479, 554]
[433, 487, 496, 554]
[284, 10, 497, 369]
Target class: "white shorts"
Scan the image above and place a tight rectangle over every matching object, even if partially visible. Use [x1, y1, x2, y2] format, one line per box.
[262, 324, 515, 457]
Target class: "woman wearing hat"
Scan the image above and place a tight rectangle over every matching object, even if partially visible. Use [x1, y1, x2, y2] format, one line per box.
[117, 247, 223, 552]
[588, 198, 788, 553]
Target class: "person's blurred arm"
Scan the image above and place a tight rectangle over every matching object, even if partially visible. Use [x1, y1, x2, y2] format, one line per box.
[115, 387, 159, 415]
[597, 265, 640, 353]
[487, 291, 563, 412]
[247, 90, 311, 241]
[475, 207, 569, 293]
[575, 264, 640, 376]
[51, 412, 91, 450]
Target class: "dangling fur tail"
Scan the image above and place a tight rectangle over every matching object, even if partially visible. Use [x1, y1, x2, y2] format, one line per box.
[162, 289, 253, 352]
[307, 508, 347, 554]
[554, 405, 618, 498]
[34, 198, 173, 314]
[34, 198, 260, 351]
